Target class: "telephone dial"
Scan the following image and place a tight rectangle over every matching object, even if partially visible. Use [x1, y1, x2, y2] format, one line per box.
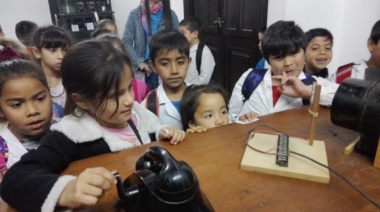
[115, 146, 214, 212]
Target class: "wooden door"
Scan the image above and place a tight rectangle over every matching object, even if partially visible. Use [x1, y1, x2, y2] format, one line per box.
[184, 0, 268, 92]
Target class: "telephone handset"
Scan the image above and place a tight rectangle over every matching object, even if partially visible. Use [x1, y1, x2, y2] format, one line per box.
[115, 146, 214, 212]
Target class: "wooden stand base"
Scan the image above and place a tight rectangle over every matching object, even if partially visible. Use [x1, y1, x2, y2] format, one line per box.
[241, 133, 329, 184]
[344, 136, 360, 156]
[344, 137, 380, 169]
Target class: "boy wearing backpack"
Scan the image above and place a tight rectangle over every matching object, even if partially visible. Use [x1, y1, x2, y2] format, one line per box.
[141, 30, 191, 130]
[228, 21, 338, 122]
[179, 17, 216, 85]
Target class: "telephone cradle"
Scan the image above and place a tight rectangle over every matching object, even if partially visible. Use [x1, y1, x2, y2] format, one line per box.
[115, 146, 214, 212]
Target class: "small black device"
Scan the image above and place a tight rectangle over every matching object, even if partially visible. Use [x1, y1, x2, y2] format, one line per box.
[331, 78, 380, 158]
[364, 68, 380, 81]
[115, 146, 214, 212]
[276, 134, 289, 167]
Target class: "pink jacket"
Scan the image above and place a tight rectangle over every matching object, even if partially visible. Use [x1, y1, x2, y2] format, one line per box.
[132, 79, 150, 103]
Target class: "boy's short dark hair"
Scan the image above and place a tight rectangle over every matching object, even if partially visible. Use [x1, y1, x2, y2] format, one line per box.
[92, 28, 112, 38]
[91, 19, 117, 38]
[148, 30, 190, 64]
[305, 28, 334, 45]
[262, 20, 306, 62]
[259, 26, 266, 33]
[370, 20, 380, 44]
[179, 17, 202, 33]
[15, 20, 38, 46]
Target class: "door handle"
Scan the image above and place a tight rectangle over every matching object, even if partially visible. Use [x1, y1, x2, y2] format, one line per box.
[213, 17, 224, 28]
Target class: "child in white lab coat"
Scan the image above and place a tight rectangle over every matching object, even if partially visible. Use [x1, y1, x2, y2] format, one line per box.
[141, 30, 191, 130]
[229, 21, 338, 122]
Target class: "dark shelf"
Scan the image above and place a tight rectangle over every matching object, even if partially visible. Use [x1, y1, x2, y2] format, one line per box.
[57, 11, 114, 18]
[48, 0, 114, 42]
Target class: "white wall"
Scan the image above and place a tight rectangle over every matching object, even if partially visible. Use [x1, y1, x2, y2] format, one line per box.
[268, 0, 380, 75]
[0, 0, 184, 42]
[1, 0, 379, 75]
[0, 0, 52, 41]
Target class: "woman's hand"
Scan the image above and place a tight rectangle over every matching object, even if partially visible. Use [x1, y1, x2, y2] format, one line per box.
[57, 167, 116, 209]
[138, 62, 152, 77]
[159, 127, 186, 145]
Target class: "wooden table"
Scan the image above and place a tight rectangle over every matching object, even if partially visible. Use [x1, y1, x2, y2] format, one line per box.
[2, 106, 380, 211]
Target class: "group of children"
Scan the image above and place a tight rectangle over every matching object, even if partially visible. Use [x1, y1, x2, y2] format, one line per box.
[0, 15, 379, 211]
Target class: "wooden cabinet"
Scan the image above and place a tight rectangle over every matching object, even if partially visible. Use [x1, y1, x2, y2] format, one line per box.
[184, 0, 268, 92]
[48, 0, 115, 42]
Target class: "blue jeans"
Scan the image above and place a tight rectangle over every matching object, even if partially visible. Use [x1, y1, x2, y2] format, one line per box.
[145, 72, 159, 90]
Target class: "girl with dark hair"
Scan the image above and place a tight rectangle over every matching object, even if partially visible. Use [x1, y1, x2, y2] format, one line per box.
[0, 60, 53, 181]
[180, 84, 230, 131]
[181, 84, 258, 132]
[0, 39, 185, 211]
[32, 25, 72, 120]
[121, 0, 179, 90]
[95, 33, 150, 103]
[91, 19, 118, 37]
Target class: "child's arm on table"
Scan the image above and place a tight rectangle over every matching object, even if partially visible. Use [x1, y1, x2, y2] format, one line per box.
[0, 132, 113, 212]
[158, 127, 186, 145]
[186, 125, 208, 134]
[58, 167, 116, 208]
[238, 112, 259, 123]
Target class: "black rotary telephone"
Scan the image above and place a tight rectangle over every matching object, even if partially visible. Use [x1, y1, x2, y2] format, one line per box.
[114, 146, 214, 212]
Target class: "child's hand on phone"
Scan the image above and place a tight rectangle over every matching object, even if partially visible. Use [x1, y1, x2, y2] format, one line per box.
[58, 167, 116, 209]
[159, 127, 186, 145]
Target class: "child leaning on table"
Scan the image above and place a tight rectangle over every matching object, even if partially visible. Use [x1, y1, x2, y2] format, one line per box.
[180, 84, 258, 133]
[180, 84, 229, 132]
[0, 40, 185, 211]
[228, 20, 338, 122]
[0, 60, 53, 182]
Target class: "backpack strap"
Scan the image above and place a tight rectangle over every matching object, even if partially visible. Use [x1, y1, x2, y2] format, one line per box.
[242, 69, 268, 102]
[336, 63, 354, 84]
[127, 120, 143, 145]
[300, 74, 316, 105]
[196, 42, 206, 75]
[145, 89, 159, 116]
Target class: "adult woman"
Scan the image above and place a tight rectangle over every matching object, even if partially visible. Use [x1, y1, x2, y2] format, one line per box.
[122, 0, 179, 90]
